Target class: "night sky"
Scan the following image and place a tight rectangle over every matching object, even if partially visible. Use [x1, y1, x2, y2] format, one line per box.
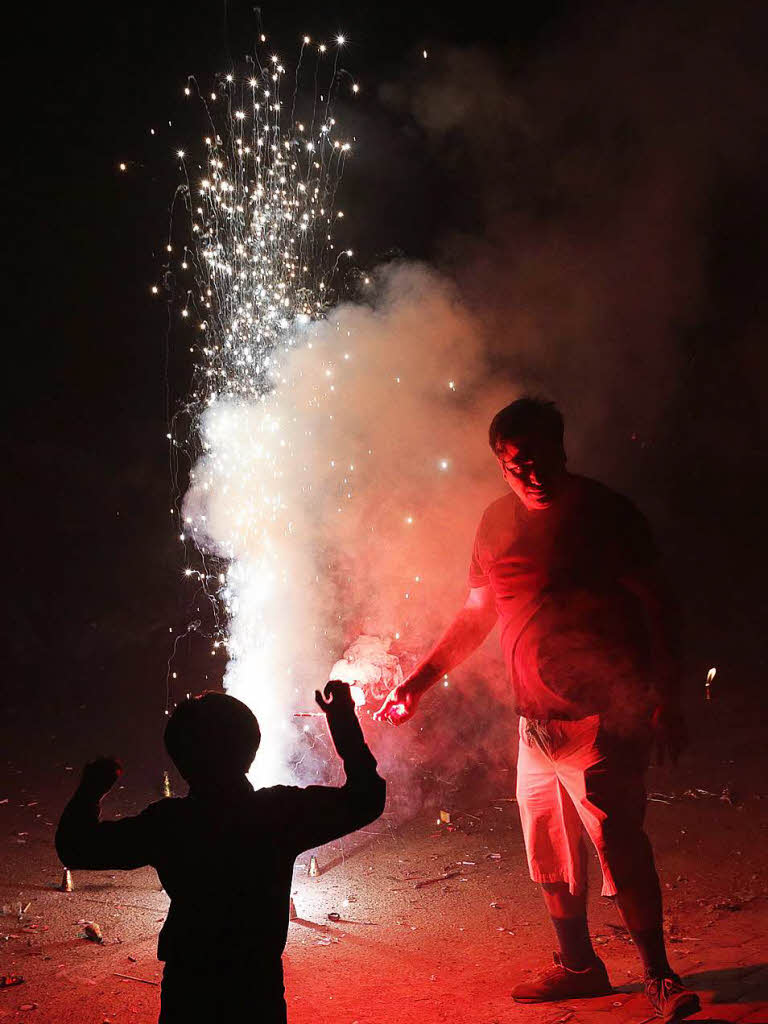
[5, 0, 767, 760]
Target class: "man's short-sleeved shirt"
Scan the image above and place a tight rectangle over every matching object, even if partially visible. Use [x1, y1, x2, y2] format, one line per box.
[469, 474, 657, 722]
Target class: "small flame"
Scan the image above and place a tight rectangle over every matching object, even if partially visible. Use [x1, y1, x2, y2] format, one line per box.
[705, 666, 716, 702]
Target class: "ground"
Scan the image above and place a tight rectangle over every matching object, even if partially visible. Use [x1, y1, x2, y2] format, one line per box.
[1, 698, 766, 1024]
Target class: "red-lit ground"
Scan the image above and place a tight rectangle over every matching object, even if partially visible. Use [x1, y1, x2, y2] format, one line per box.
[2, 702, 766, 1024]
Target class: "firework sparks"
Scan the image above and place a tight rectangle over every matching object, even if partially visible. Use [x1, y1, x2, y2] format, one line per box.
[168, 39, 357, 784]
[153, 39, 478, 788]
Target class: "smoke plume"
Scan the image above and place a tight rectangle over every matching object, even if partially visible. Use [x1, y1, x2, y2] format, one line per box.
[184, 0, 768, 807]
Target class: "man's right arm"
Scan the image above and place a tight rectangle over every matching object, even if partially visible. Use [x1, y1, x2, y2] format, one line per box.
[375, 585, 497, 724]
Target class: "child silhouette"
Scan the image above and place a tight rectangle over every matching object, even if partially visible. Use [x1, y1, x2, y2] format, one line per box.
[56, 681, 386, 1023]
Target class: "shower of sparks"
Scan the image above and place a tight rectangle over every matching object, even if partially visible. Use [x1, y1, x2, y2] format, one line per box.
[162, 39, 359, 783]
[175, 52, 354, 400]
[149, 38, 461, 786]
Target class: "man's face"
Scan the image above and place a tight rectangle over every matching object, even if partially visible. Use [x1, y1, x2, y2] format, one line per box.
[495, 437, 566, 511]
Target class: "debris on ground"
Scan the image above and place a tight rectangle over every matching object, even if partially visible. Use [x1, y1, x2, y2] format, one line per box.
[0, 975, 24, 988]
[415, 871, 461, 889]
[327, 912, 341, 921]
[649, 786, 741, 804]
[59, 869, 73, 892]
[113, 973, 159, 986]
[78, 920, 103, 943]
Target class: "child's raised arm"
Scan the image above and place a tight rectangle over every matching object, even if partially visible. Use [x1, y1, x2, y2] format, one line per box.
[56, 757, 158, 871]
[283, 682, 386, 853]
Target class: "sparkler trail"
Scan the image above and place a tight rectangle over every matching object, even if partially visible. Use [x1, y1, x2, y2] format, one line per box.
[165, 37, 359, 784]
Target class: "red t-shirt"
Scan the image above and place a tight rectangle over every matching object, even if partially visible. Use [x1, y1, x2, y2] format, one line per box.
[469, 475, 657, 722]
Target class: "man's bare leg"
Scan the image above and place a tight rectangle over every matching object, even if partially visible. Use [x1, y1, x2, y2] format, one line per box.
[541, 882, 599, 970]
[540, 876, 671, 973]
[511, 881, 611, 1001]
[613, 870, 700, 1019]
[613, 864, 672, 978]
[541, 881, 587, 918]
[540, 844, 673, 977]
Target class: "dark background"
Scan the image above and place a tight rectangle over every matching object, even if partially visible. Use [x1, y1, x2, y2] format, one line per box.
[3, 0, 766, 784]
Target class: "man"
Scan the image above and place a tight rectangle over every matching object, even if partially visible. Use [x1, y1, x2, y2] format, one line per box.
[376, 397, 700, 1022]
[57, 682, 385, 1023]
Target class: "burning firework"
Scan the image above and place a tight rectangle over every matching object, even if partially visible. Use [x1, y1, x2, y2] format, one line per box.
[155, 35, 495, 789]
[163, 38, 360, 783]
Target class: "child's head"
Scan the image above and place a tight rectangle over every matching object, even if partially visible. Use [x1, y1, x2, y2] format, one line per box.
[164, 691, 261, 785]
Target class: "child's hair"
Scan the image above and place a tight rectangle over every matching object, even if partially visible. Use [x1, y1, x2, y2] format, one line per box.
[164, 691, 261, 782]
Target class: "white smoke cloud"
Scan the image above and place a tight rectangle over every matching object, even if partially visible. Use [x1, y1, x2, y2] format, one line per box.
[183, 262, 511, 788]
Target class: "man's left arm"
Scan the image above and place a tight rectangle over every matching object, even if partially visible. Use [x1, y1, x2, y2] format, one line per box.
[55, 758, 156, 870]
[620, 563, 682, 702]
[620, 561, 688, 763]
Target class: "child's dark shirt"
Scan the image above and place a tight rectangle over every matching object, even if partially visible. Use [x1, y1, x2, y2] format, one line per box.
[56, 740, 385, 969]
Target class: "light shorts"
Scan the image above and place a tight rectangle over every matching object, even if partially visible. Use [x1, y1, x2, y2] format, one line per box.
[516, 714, 654, 896]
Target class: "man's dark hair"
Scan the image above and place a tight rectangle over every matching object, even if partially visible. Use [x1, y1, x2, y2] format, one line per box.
[164, 691, 261, 782]
[488, 397, 565, 453]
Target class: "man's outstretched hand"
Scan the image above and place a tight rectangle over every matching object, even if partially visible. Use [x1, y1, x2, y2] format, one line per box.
[651, 702, 689, 766]
[374, 680, 421, 726]
[79, 757, 123, 798]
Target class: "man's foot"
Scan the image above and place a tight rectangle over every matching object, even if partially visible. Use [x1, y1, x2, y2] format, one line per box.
[512, 952, 612, 1003]
[645, 973, 701, 1022]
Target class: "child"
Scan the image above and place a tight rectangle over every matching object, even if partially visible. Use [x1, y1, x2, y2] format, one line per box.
[56, 681, 386, 1023]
